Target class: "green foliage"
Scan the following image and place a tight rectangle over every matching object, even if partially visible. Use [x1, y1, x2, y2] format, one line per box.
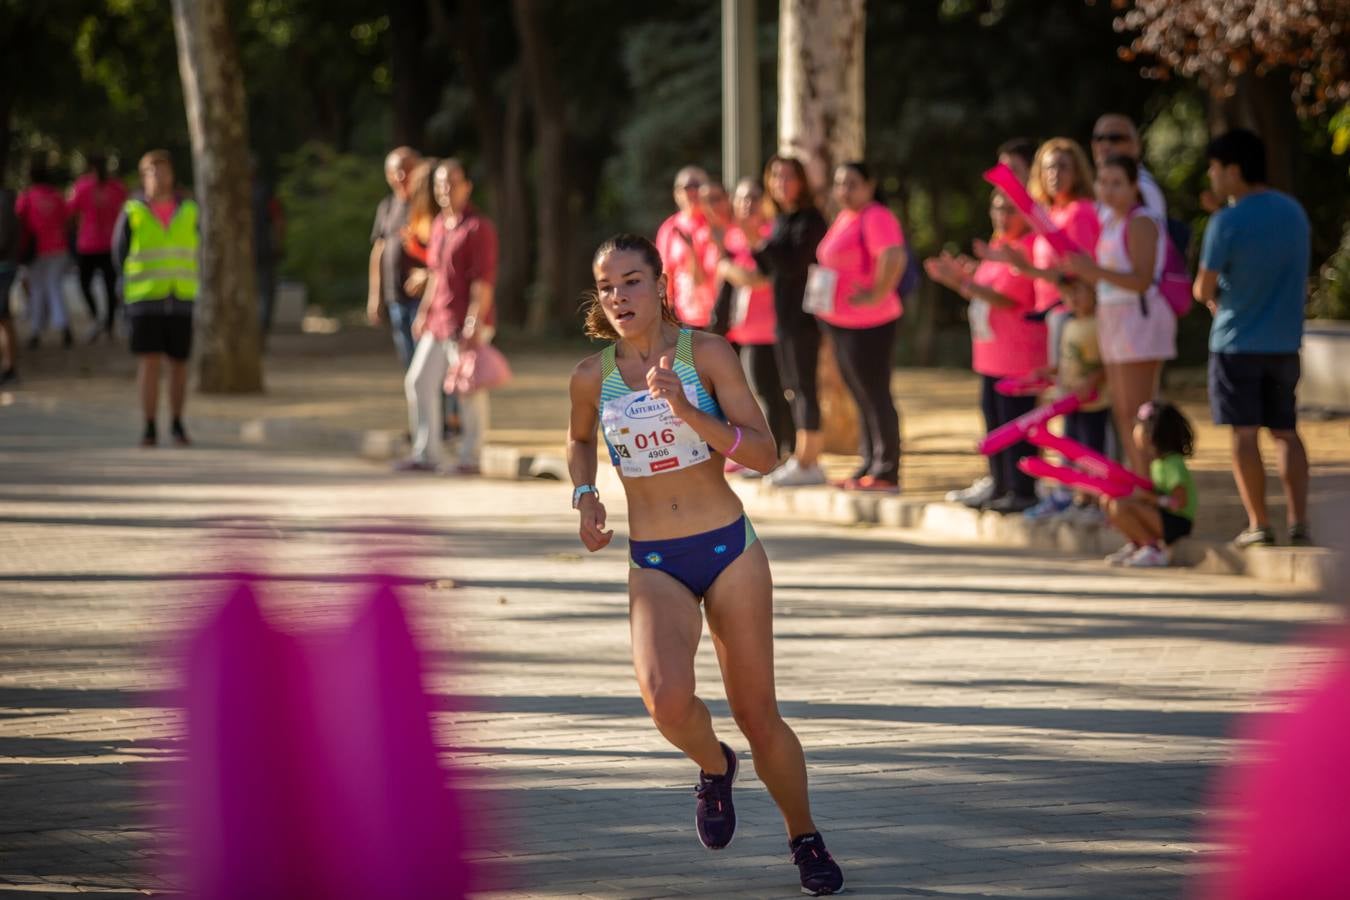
[276, 143, 386, 310]
[1311, 221, 1350, 320]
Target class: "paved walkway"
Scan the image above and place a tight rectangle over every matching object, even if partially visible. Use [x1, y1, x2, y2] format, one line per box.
[13, 326, 1350, 543]
[0, 403, 1339, 898]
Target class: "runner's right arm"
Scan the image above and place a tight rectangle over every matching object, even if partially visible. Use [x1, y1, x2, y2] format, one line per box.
[568, 357, 613, 552]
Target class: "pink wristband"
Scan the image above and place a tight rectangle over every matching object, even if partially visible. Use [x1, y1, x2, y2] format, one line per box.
[726, 425, 743, 457]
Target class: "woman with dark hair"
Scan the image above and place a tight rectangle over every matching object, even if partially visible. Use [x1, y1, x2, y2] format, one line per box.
[69, 153, 128, 341]
[17, 159, 73, 349]
[717, 177, 795, 465]
[810, 162, 906, 492]
[567, 233, 845, 895]
[752, 155, 829, 487]
[1062, 154, 1175, 475]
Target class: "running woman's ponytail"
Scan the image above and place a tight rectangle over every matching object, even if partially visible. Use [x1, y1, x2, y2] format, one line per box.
[582, 233, 681, 340]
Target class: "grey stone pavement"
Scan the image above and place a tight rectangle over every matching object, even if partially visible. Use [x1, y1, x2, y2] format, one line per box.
[0, 399, 1340, 898]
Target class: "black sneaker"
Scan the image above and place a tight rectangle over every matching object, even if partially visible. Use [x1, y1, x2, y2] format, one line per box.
[790, 832, 844, 896]
[1288, 523, 1314, 547]
[0, 368, 17, 387]
[988, 492, 1037, 515]
[171, 417, 191, 447]
[1233, 526, 1276, 549]
[695, 742, 738, 850]
[141, 420, 158, 448]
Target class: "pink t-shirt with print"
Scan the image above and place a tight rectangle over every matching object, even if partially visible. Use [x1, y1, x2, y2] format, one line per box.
[15, 184, 70, 258]
[69, 174, 129, 254]
[723, 222, 775, 346]
[1030, 199, 1100, 312]
[813, 201, 904, 329]
[970, 235, 1046, 378]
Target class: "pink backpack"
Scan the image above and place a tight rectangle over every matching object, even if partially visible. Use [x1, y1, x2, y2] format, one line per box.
[1124, 208, 1192, 318]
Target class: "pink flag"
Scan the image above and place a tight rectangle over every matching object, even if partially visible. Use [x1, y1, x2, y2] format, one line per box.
[977, 391, 1089, 456]
[1018, 456, 1135, 499]
[983, 163, 1089, 257]
[1026, 425, 1153, 492]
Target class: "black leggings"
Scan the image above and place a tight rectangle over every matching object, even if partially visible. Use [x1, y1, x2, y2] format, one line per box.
[77, 252, 118, 331]
[826, 320, 902, 481]
[773, 316, 821, 433]
[741, 343, 795, 460]
[980, 373, 1037, 500]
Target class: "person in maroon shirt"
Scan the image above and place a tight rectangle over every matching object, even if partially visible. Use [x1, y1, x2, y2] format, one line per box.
[395, 158, 498, 474]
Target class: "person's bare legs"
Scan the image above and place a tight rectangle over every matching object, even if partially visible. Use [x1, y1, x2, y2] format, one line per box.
[1107, 360, 1163, 475]
[1105, 497, 1163, 546]
[138, 354, 162, 423]
[705, 542, 815, 838]
[1270, 428, 1309, 527]
[1230, 426, 1269, 530]
[628, 571, 726, 774]
[796, 429, 824, 469]
[168, 359, 188, 419]
[0, 319, 16, 372]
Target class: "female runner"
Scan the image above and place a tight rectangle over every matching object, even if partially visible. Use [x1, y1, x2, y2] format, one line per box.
[566, 233, 845, 896]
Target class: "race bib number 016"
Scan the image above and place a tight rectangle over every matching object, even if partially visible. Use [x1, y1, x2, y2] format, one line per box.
[601, 385, 711, 478]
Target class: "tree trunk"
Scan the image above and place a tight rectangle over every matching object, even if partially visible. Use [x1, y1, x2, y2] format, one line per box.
[778, 0, 865, 454]
[778, 0, 866, 208]
[511, 0, 570, 335]
[1209, 71, 1299, 193]
[389, 0, 439, 150]
[171, 0, 262, 393]
[438, 0, 531, 327]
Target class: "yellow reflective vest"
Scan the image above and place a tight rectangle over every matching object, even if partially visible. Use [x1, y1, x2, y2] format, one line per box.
[122, 198, 199, 303]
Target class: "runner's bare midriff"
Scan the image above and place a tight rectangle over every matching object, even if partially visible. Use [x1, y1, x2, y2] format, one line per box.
[619, 456, 745, 541]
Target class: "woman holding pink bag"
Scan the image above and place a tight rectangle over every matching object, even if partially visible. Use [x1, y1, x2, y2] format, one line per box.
[396, 158, 499, 475]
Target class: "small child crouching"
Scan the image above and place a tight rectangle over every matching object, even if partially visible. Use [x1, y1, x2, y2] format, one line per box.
[1103, 400, 1197, 568]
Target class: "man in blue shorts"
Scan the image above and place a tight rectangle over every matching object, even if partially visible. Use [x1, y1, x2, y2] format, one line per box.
[1194, 128, 1311, 547]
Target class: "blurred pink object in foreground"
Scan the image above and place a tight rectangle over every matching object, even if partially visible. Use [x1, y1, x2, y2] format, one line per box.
[171, 577, 471, 900]
[1198, 629, 1350, 900]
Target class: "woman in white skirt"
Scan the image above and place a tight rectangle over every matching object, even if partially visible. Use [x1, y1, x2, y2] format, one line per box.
[1063, 154, 1175, 475]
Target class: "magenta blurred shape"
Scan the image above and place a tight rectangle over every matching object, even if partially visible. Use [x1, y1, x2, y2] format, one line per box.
[1199, 629, 1350, 900]
[170, 576, 472, 899]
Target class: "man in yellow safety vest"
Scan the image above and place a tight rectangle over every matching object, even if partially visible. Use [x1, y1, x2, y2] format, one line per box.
[112, 150, 199, 447]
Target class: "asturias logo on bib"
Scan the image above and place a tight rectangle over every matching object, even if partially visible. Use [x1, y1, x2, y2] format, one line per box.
[624, 394, 668, 420]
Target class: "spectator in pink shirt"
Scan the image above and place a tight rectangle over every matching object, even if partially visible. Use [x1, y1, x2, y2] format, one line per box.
[654, 166, 714, 328]
[927, 193, 1046, 513]
[715, 177, 794, 465]
[69, 154, 128, 342]
[16, 159, 73, 350]
[812, 162, 907, 493]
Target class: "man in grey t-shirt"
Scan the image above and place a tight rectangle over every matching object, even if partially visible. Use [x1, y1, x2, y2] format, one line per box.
[368, 146, 420, 368]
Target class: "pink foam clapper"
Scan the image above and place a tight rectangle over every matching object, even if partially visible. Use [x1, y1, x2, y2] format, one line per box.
[171, 580, 341, 900]
[994, 374, 1055, 397]
[1025, 425, 1153, 492]
[1197, 631, 1350, 900]
[983, 163, 1089, 257]
[977, 391, 1084, 456]
[1018, 456, 1134, 498]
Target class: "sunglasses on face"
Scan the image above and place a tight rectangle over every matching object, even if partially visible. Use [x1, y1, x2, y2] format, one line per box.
[1092, 133, 1131, 144]
[678, 181, 704, 192]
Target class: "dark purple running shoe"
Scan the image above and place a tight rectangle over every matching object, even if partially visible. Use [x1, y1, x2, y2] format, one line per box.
[695, 742, 738, 850]
[790, 832, 844, 895]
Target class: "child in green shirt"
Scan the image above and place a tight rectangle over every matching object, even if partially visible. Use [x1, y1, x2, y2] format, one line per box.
[1103, 400, 1197, 568]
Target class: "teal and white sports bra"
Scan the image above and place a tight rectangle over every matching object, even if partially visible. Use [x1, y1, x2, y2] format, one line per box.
[599, 329, 724, 478]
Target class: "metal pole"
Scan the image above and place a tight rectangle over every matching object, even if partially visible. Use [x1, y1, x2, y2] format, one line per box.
[722, 0, 760, 189]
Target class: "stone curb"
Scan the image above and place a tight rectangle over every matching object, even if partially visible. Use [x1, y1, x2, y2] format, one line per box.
[16, 391, 1333, 592]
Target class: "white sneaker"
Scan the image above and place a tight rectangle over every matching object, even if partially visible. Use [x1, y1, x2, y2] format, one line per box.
[946, 476, 994, 505]
[1123, 544, 1171, 568]
[1105, 542, 1139, 566]
[768, 458, 827, 487]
